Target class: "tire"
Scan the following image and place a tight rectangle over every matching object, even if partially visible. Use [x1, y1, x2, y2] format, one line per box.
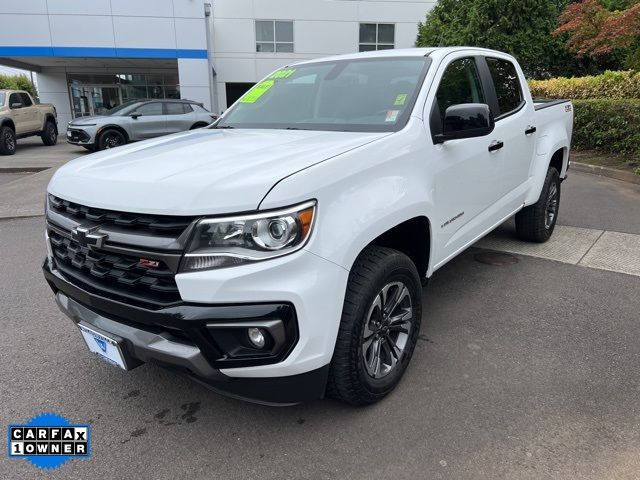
[41, 120, 58, 146]
[190, 122, 209, 130]
[0, 126, 16, 155]
[327, 246, 423, 405]
[98, 129, 126, 151]
[515, 167, 561, 243]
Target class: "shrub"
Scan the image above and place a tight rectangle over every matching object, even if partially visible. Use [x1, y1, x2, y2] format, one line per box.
[0, 73, 38, 99]
[572, 99, 640, 154]
[529, 70, 640, 99]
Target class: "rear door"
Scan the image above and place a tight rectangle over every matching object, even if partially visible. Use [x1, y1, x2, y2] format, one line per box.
[164, 102, 193, 134]
[19, 93, 41, 132]
[427, 55, 506, 265]
[130, 102, 167, 140]
[479, 56, 536, 207]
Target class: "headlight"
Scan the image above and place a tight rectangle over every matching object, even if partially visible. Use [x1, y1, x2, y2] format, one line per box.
[180, 200, 316, 272]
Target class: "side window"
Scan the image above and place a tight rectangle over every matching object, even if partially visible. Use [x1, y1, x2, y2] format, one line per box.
[165, 102, 185, 115]
[9, 93, 21, 107]
[19, 93, 33, 107]
[137, 102, 163, 116]
[183, 103, 194, 113]
[435, 58, 485, 123]
[486, 57, 523, 115]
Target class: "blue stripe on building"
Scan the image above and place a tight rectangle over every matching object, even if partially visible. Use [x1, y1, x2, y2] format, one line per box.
[0, 46, 207, 59]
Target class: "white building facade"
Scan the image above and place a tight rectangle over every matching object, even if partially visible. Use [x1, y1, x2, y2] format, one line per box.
[0, 0, 434, 128]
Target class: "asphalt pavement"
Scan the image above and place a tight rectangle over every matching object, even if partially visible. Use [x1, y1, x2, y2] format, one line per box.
[0, 167, 639, 479]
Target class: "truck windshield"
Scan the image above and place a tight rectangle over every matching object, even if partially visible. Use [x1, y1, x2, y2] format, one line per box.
[217, 56, 431, 132]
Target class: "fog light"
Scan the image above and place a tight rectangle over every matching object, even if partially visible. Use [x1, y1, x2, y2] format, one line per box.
[247, 327, 266, 349]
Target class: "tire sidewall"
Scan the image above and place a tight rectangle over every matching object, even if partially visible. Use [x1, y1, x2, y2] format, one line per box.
[542, 168, 561, 235]
[348, 255, 422, 397]
[43, 121, 57, 145]
[1, 127, 16, 155]
[99, 130, 125, 150]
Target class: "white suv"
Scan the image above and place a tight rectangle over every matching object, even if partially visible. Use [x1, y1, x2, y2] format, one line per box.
[43, 48, 573, 405]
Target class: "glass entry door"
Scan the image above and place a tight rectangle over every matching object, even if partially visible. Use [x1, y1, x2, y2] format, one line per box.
[70, 86, 122, 117]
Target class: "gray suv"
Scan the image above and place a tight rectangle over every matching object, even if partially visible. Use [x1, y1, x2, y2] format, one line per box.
[67, 99, 216, 151]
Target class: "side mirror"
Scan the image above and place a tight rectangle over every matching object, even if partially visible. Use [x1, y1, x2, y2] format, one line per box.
[10, 102, 23, 109]
[130, 112, 142, 119]
[434, 103, 494, 144]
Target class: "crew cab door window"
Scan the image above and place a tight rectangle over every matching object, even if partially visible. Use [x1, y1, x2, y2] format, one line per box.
[486, 57, 524, 116]
[434, 58, 486, 126]
[19, 93, 33, 107]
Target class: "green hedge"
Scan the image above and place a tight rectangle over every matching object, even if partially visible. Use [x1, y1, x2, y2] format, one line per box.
[573, 99, 640, 155]
[529, 71, 640, 100]
[0, 73, 38, 99]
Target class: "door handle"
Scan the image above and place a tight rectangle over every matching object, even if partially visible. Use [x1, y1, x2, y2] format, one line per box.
[525, 126, 537, 135]
[488, 140, 504, 152]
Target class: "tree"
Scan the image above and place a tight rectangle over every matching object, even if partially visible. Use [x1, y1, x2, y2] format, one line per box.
[554, 0, 640, 70]
[415, 0, 579, 78]
[0, 73, 38, 98]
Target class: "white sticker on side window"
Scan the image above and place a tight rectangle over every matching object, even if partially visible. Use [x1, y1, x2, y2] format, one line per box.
[385, 110, 399, 122]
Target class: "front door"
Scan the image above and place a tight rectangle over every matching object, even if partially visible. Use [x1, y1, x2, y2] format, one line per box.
[129, 102, 167, 140]
[9, 93, 28, 135]
[427, 56, 506, 268]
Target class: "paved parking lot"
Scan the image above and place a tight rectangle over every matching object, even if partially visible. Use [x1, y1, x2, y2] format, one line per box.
[0, 145, 639, 479]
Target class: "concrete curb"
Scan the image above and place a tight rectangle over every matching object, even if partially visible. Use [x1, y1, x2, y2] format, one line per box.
[0, 166, 50, 174]
[571, 162, 640, 185]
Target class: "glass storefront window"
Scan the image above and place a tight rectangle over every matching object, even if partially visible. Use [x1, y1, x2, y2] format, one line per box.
[67, 71, 180, 118]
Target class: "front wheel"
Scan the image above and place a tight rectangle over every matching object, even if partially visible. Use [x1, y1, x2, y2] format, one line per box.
[327, 246, 422, 405]
[515, 167, 561, 243]
[41, 120, 58, 146]
[0, 126, 16, 155]
[98, 129, 126, 150]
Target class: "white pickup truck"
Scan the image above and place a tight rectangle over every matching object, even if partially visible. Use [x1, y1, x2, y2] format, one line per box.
[43, 48, 573, 405]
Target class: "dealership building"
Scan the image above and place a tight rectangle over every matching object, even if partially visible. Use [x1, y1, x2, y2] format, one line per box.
[0, 0, 435, 128]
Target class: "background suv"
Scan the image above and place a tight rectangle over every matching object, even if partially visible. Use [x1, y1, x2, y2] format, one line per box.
[67, 99, 216, 151]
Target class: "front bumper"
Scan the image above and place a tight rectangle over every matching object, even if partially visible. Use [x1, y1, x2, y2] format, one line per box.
[43, 261, 331, 405]
[66, 126, 95, 145]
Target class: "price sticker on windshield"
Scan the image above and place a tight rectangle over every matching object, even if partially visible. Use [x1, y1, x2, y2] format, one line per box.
[239, 80, 275, 104]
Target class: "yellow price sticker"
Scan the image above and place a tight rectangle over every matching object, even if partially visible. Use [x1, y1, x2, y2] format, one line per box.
[394, 94, 408, 106]
[269, 68, 296, 79]
[239, 80, 274, 104]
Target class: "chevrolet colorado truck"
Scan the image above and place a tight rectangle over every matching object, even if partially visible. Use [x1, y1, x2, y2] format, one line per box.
[0, 90, 58, 155]
[43, 48, 573, 405]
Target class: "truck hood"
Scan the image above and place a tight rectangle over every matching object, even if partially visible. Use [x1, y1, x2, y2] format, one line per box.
[49, 128, 388, 215]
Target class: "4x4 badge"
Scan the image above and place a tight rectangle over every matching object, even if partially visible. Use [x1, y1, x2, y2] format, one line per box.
[71, 226, 107, 249]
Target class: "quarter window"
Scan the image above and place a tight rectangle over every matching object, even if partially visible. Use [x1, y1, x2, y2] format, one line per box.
[486, 57, 523, 115]
[435, 58, 486, 122]
[359, 23, 395, 52]
[256, 20, 294, 53]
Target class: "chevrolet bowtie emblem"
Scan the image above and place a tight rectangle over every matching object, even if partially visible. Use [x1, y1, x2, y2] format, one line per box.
[71, 225, 107, 249]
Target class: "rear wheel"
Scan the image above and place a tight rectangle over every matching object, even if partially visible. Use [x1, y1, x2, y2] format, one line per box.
[0, 126, 16, 155]
[41, 120, 58, 146]
[515, 167, 561, 243]
[327, 246, 422, 405]
[98, 129, 126, 150]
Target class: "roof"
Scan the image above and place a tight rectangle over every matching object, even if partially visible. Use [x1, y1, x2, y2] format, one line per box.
[290, 47, 512, 66]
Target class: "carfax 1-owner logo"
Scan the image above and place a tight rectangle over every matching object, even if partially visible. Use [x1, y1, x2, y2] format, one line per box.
[8, 413, 91, 470]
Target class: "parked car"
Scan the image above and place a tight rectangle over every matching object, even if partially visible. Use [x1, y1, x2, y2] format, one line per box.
[66, 99, 216, 151]
[43, 48, 573, 406]
[0, 90, 58, 155]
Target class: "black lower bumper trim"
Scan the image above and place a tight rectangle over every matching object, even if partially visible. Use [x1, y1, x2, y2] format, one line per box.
[187, 365, 330, 406]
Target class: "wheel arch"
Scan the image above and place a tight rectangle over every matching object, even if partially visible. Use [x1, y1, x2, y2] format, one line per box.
[97, 124, 129, 143]
[190, 122, 209, 130]
[43, 113, 58, 133]
[366, 216, 432, 280]
[1, 118, 16, 132]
